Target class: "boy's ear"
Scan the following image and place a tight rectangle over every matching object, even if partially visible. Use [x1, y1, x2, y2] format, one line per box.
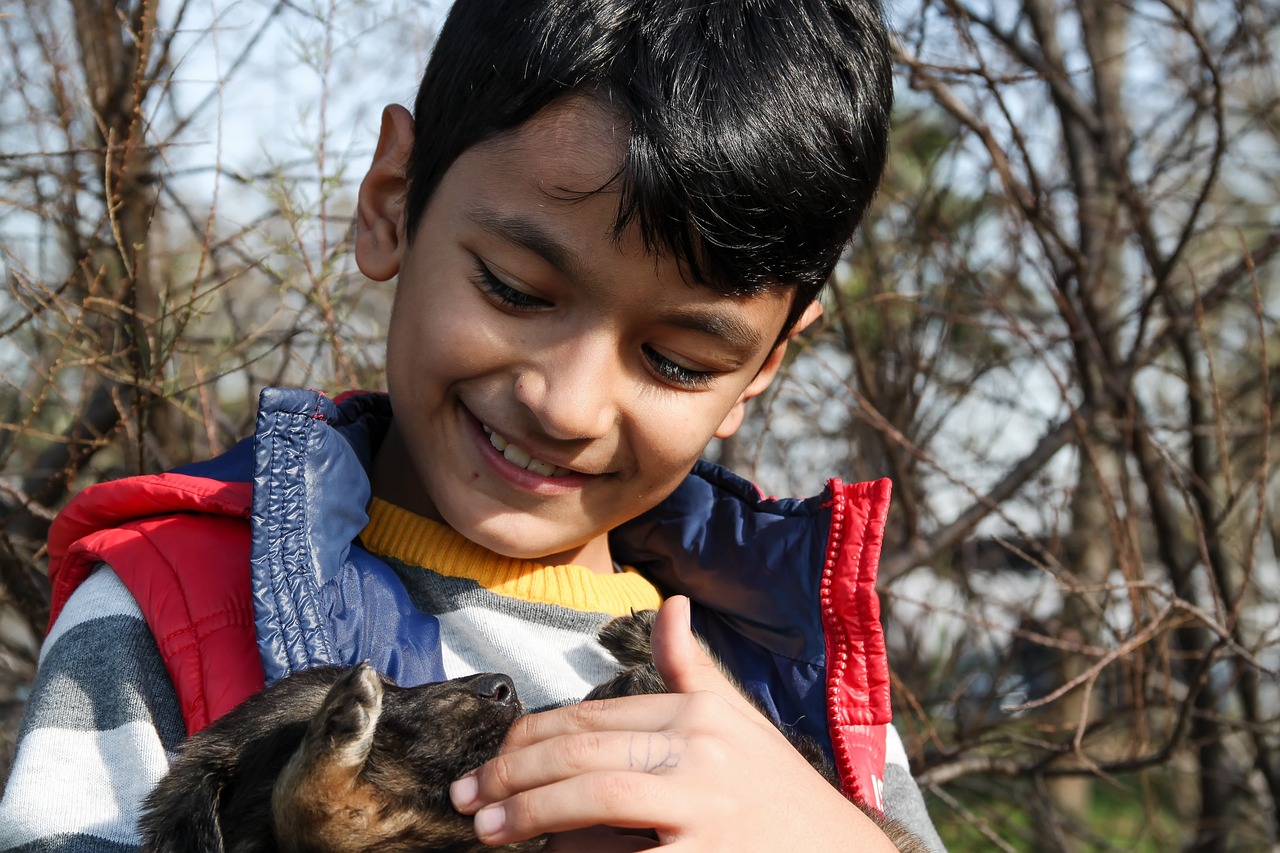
[714, 300, 824, 439]
[355, 104, 416, 282]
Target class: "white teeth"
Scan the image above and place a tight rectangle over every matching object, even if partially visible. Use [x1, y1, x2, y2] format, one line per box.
[503, 444, 532, 467]
[526, 459, 557, 476]
[483, 424, 568, 477]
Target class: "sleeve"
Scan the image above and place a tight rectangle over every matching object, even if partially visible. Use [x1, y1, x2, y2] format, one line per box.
[881, 722, 947, 853]
[0, 567, 186, 852]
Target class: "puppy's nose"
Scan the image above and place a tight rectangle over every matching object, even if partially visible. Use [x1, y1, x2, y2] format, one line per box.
[472, 673, 517, 706]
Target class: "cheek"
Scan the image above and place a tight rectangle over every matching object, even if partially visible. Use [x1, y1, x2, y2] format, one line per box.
[387, 288, 500, 379]
[630, 402, 731, 483]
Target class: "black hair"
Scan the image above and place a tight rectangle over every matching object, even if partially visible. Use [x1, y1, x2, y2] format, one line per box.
[405, 0, 892, 336]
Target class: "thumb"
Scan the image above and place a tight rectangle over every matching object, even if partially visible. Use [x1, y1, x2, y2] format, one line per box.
[651, 596, 739, 701]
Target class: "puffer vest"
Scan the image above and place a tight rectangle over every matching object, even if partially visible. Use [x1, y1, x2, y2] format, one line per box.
[46, 388, 894, 805]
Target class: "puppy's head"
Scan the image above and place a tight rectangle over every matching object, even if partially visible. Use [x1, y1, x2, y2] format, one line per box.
[274, 665, 526, 851]
[141, 665, 538, 853]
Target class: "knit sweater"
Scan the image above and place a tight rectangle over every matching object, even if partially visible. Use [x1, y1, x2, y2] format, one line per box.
[0, 534, 942, 853]
[359, 497, 664, 711]
[0, 501, 667, 851]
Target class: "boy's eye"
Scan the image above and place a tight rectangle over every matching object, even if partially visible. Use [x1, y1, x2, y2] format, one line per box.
[472, 259, 549, 310]
[643, 345, 717, 390]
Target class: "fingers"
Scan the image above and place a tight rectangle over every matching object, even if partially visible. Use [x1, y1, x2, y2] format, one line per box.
[450, 690, 743, 844]
[452, 727, 692, 815]
[445, 596, 791, 846]
[460, 771, 687, 845]
[651, 596, 759, 716]
[498, 692, 685, 751]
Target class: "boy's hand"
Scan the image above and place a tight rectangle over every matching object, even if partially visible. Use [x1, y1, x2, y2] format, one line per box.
[544, 826, 659, 851]
[449, 596, 899, 851]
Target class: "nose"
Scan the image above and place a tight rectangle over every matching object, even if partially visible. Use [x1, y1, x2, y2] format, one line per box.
[515, 336, 617, 441]
[471, 673, 517, 706]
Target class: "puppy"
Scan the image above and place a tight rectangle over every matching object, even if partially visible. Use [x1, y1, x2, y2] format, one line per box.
[141, 611, 927, 852]
[139, 666, 543, 852]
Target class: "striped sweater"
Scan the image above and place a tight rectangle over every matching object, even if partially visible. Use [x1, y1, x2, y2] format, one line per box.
[0, 498, 942, 852]
[359, 497, 664, 711]
[0, 501, 659, 850]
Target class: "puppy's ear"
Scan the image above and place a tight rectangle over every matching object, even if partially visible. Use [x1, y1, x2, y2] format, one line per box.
[595, 609, 658, 668]
[300, 662, 383, 769]
[584, 610, 665, 700]
[138, 770, 228, 853]
[273, 663, 383, 836]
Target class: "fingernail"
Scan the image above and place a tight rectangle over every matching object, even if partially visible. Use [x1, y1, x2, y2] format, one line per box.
[450, 774, 479, 811]
[675, 594, 692, 631]
[474, 804, 506, 839]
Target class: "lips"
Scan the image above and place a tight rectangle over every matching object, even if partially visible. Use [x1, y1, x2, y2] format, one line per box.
[481, 424, 573, 477]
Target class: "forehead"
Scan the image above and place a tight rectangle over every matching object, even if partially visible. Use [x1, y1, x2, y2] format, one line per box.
[478, 96, 629, 197]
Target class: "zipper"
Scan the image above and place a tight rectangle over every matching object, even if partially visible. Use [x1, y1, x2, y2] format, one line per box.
[819, 476, 862, 801]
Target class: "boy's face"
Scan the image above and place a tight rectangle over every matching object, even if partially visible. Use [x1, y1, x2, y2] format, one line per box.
[357, 98, 810, 573]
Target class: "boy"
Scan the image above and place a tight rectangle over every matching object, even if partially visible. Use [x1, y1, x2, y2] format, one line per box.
[0, 0, 945, 850]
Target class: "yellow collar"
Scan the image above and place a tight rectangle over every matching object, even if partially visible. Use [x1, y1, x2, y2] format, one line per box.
[360, 497, 662, 617]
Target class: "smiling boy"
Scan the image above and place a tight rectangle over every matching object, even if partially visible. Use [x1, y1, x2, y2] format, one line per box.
[0, 1, 945, 850]
[365, 96, 797, 572]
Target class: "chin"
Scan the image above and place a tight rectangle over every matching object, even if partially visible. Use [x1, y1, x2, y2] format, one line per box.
[465, 517, 604, 569]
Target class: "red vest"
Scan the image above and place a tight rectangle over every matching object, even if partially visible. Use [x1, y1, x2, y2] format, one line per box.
[46, 472, 261, 734]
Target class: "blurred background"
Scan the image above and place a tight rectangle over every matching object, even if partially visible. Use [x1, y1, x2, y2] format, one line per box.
[1, 0, 1277, 849]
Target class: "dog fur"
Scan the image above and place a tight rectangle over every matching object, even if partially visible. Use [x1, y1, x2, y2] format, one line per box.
[141, 611, 927, 852]
[139, 666, 541, 852]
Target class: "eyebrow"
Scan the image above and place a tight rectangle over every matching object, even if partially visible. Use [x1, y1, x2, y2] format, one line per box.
[465, 206, 769, 355]
[663, 310, 767, 356]
[467, 207, 586, 280]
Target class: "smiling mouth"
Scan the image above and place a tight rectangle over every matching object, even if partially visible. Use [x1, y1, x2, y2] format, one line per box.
[481, 424, 574, 478]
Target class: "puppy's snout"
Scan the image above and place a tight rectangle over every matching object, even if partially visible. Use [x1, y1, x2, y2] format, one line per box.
[471, 673, 517, 706]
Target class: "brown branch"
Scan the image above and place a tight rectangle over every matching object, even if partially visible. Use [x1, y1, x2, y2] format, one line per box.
[878, 404, 1088, 581]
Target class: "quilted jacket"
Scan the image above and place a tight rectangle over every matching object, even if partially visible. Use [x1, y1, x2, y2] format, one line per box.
[45, 387, 895, 805]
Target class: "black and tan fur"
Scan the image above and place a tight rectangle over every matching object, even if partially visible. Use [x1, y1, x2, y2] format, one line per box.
[139, 666, 540, 853]
[141, 611, 927, 852]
